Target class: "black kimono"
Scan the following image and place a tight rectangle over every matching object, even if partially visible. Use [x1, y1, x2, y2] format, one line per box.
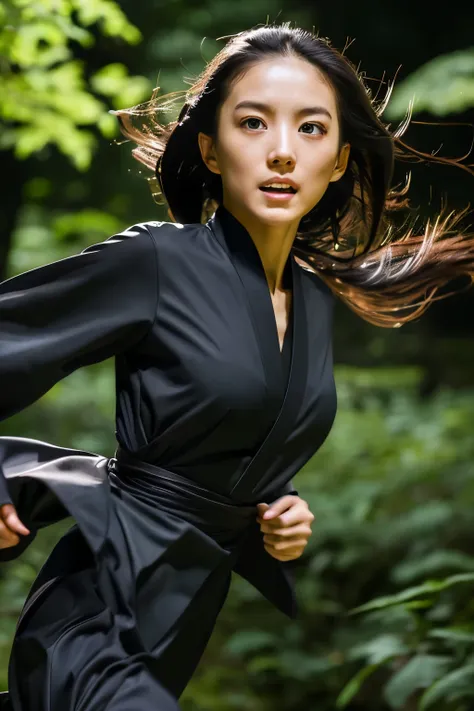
[0, 205, 337, 711]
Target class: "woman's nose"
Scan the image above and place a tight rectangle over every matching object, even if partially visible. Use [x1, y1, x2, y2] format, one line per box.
[268, 129, 296, 166]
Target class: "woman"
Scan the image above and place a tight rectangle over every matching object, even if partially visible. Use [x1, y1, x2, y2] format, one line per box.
[1, 24, 473, 711]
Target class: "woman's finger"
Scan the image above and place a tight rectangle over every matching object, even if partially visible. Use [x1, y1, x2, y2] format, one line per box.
[263, 528, 311, 545]
[259, 520, 312, 535]
[263, 543, 299, 561]
[259, 495, 299, 521]
[0, 504, 30, 535]
[264, 537, 308, 551]
[0, 519, 20, 548]
[257, 506, 313, 529]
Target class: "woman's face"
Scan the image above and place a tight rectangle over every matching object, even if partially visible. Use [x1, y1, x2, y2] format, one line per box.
[198, 55, 350, 229]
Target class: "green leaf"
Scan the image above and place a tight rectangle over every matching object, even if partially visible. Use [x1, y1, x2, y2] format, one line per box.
[350, 634, 410, 665]
[90, 63, 129, 97]
[336, 664, 381, 708]
[247, 655, 280, 673]
[14, 124, 51, 157]
[386, 47, 474, 118]
[97, 111, 117, 138]
[0, 0, 148, 170]
[224, 630, 276, 656]
[91, 64, 151, 109]
[72, 0, 142, 44]
[419, 665, 474, 709]
[52, 210, 122, 242]
[54, 124, 96, 170]
[350, 574, 474, 615]
[278, 651, 336, 680]
[428, 627, 474, 644]
[53, 14, 93, 47]
[393, 550, 474, 585]
[384, 655, 452, 710]
[402, 600, 434, 611]
[111, 76, 152, 111]
[10, 20, 69, 67]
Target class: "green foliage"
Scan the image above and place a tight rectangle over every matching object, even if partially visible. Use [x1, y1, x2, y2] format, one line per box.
[386, 47, 474, 117]
[181, 368, 474, 711]
[0, 0, 151, 168]
[2, 366, 474, 709]
[350, 574, 474, 616]
[2, 1, 474, 708]
[146, 1, 309, 95]
[7, 202, 124, 274]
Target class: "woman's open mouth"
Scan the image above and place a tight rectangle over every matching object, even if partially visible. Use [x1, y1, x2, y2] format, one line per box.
[259, 184, 297, 201]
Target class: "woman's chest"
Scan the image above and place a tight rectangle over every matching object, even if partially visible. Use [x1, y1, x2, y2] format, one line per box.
[117, 239, 337, 481]
[148, 261, 274, 410]
[134, 251, 333, 416]
[271, 288, 292, 353]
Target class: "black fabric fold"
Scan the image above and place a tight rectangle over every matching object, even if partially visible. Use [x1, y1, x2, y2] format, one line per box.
[0, 437, 298, 618]
[0, 208, 338, 709]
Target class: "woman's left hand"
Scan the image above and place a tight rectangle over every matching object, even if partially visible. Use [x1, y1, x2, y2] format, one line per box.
[256, 495, 315, 561]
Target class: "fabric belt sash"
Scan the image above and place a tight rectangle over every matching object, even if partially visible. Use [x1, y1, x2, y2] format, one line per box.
[0, 437, 298, 618]
[111, 448, 298, 617]
[110, 448, 256, 547]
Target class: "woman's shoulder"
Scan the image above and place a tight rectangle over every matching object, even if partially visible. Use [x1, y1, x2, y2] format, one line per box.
[142, 218, 207, 243]
[80, 219, 205, 266]
[139, 219, 216, 264]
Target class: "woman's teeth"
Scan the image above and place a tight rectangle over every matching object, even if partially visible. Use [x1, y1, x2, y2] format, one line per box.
[260, 184, 296, 192]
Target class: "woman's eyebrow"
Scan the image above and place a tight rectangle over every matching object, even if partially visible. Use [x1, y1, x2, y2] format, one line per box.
[234, 100, 332, 120]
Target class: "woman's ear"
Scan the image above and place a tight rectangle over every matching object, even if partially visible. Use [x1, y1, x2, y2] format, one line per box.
[329, 143, 351, 183]
[198, 132, 221, 175]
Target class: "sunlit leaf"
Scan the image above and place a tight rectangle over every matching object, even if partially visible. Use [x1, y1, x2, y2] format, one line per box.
[71, 0, 142, 43]
[386, 47, 474, 117]
[0, 0, 147, 168]
[91, 63, 129, 96]
[52, 210, 122, 241]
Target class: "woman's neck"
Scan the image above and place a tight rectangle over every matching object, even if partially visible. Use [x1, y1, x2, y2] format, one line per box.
[222, 202, 297, 293]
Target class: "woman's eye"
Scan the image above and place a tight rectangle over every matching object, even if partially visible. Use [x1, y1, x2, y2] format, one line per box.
[241, 117, 265, 130]
[300, 123, 325, 135]
[241, 118, 325, 135]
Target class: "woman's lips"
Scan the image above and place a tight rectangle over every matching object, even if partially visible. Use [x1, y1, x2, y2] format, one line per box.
[259, 187, 297, 201]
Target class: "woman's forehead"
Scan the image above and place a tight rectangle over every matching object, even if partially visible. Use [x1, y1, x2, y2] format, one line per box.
[223, 57, 337, 112]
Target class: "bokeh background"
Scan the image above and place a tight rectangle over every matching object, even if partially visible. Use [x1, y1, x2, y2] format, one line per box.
[1, 1, 474, 709]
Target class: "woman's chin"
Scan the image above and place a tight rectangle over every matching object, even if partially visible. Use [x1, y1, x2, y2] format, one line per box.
[254, 202, 305, 224]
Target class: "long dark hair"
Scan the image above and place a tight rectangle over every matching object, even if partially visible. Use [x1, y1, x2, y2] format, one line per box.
[113, 23, 474, 327]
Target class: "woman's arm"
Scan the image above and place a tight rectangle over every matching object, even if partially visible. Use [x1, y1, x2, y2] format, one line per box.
[0, 222, 159, 507]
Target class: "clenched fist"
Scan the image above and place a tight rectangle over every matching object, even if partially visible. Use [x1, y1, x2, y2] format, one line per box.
[0, 504, 30, 549]
[256, 495, 315, 561]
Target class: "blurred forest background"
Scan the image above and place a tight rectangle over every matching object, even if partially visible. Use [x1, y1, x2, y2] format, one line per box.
[1, 1, 474, 709]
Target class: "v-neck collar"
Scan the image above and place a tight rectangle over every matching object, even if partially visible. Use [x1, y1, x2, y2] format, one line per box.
[208, 205, 292, 385]
[208, 206, 309, 500]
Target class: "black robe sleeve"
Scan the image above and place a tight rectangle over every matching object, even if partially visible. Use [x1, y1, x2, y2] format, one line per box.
[0, 223, 159, 506]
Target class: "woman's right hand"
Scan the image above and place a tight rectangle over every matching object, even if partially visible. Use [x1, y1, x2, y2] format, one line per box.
[0, 504, 30, 549]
